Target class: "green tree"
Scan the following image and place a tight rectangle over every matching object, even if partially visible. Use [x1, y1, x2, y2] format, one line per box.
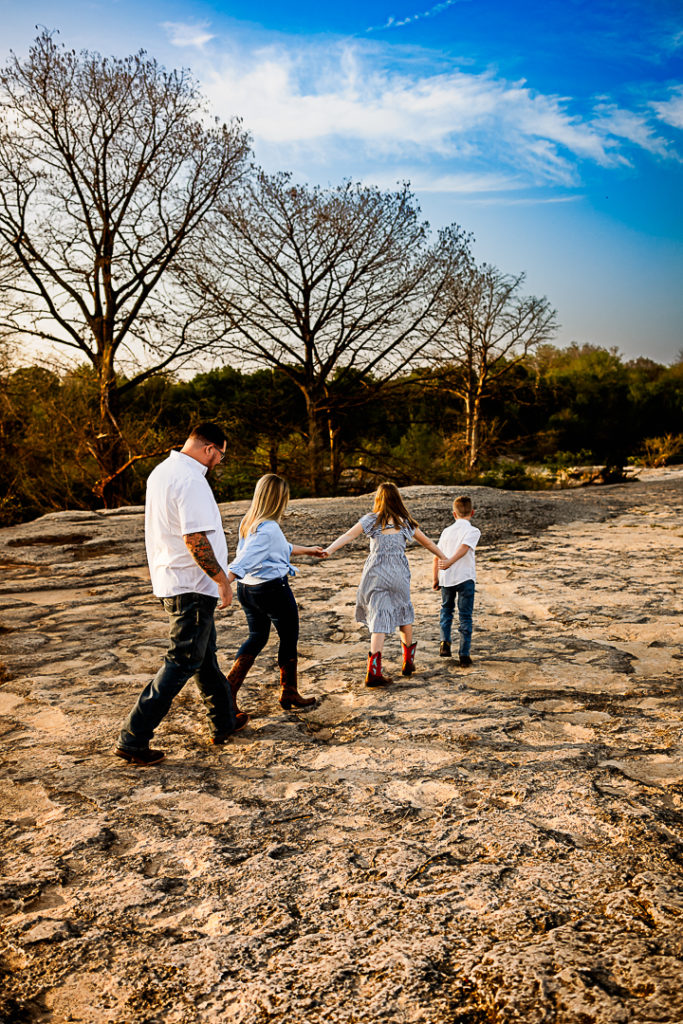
[541, 345, 631, 465]
[0, 363, 98, 523]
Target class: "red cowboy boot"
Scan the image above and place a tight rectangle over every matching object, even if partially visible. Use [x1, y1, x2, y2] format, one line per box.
[279, 658, 316, 711]
[401, 642, 417, 677]
[365, 651, 393, 687]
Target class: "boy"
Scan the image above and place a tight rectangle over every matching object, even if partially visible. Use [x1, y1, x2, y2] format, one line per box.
[433, 496, 480, 668]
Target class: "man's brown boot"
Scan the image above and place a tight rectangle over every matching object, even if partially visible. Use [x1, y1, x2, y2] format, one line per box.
[365, 651, 393, 687]
[211, 713, 249, 744]
[226, 654, 256, 714]
[279, 658, 316, 711]
[401, 642, 417, 677]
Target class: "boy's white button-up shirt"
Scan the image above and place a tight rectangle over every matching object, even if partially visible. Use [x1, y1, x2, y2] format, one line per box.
[145, 451, 228, 599]
[437, 519, 481, 587]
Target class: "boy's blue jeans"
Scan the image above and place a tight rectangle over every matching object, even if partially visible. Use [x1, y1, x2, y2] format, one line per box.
[440, 580, 475, 656]
[118, 592, 236, 752]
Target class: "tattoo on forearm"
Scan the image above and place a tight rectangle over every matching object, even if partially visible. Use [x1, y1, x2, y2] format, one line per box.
[184, 532, 222, 578]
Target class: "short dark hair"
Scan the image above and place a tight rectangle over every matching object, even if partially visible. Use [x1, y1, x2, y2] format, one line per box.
[189, 422, 228, 447]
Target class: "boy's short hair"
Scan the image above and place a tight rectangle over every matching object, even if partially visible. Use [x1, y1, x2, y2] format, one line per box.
[453, 496, 473, 516]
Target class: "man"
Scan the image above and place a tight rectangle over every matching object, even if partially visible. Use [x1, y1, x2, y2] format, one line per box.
[116, 423, 247, 766]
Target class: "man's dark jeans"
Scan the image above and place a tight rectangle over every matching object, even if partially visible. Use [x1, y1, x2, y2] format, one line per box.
[440, 579, 475, 656]
[236, 576, 299, 665]
[118, 592, 235, 752]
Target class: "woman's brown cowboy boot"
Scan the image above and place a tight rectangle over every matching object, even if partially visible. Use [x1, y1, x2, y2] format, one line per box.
[401, 642, 417, 677]
[365, 651, 393, 687]
[226, 654, 256, 714]
[279, 658, 316, 711]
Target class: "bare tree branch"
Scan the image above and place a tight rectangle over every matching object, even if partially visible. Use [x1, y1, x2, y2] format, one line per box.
[0, 30, 250, 503]
[180, 173, 472, 493]
[429, 263, 558, 468]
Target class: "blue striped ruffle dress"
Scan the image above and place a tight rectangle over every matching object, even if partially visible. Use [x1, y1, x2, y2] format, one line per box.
[355, 512, 416, 633]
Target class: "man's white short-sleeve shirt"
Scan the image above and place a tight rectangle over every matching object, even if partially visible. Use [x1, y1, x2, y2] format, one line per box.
[437, 518, 481, 588]
[145, 450, 228, 598]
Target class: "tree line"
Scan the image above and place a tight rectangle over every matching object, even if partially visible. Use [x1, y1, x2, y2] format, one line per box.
[1, 344, 681, 525]
[0, 31, 680, 526]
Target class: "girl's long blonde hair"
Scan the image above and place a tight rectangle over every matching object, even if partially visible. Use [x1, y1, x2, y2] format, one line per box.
[372, 482, 418, 531]
[239, 474, 290, 539]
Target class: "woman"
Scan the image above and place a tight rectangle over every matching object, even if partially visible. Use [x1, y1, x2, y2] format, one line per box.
[226, 474, 326, 712]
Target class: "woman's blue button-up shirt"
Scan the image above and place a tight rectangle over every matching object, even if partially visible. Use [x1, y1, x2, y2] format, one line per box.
[228, 520, 296, 580]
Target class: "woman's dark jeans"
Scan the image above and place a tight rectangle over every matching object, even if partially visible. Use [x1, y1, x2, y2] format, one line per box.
[118, 592, 236, 752]
[236, 576, 299, 665]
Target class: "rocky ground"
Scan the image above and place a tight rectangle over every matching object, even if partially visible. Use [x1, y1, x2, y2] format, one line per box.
[0, 472, 682, 1024]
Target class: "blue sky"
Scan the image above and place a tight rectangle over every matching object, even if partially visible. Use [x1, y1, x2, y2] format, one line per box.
[2, 0, 682, 360]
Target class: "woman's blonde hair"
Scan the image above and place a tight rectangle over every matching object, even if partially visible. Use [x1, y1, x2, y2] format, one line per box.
[372, 482, 418, 531]
[239, 474, 290, 538]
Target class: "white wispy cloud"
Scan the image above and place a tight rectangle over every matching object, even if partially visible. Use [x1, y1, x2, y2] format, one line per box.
[652, 86, 683, 130]
[389, 171, 525, 193]
[162, 21, 215, 49]
[197, 40, 677, 192]
[664, 27, 683, 53]
[460, 194, 584, 206]
[367, 0, 469, 33]
[591, 102, 670, 157]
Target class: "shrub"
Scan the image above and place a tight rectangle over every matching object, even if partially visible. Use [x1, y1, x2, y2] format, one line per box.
[637, 434, 683, 468]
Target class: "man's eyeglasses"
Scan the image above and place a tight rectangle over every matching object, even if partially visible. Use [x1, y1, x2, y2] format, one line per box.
[209, 445, 226, 463]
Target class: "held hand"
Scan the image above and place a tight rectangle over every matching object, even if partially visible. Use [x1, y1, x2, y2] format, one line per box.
[437, 558, 451, 570]
[322, 548, 332, 558]
[217, 579, 233, 610]
[309, 546, 327, 559]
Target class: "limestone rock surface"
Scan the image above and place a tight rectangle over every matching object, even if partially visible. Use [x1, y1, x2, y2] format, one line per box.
[0, 474, 682, 1023]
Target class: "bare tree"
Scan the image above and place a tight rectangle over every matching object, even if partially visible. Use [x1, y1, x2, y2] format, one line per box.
[434, 263, 558, 469]
[186, 172, 471, 494]
[0, 30, 250, 504]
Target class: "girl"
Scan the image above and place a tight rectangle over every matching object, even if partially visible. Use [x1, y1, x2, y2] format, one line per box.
[225, 474, 326, 712]
[324, 482, 445, 686]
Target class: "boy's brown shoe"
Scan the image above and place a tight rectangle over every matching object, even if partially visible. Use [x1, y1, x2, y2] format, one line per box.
[439, 641, 452, 658]
[459, 655, 473, 668]
[115, 747, 165, 766]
